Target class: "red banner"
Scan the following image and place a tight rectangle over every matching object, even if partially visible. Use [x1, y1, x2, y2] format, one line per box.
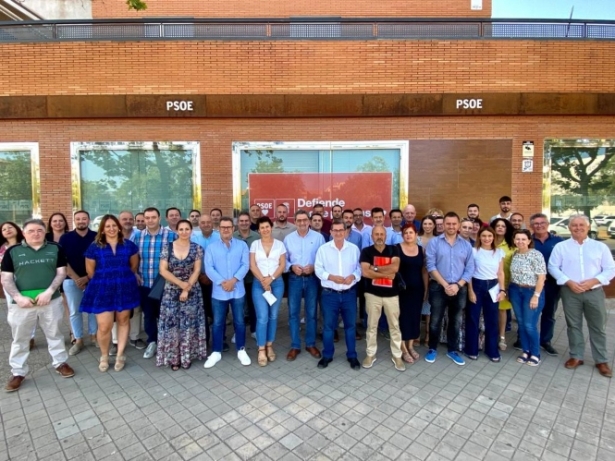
[249, 172, 392, 223]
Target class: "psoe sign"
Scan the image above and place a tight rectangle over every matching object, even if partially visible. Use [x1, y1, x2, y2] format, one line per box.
[456, 98, 483, 110]
[166, 100, 194, 111]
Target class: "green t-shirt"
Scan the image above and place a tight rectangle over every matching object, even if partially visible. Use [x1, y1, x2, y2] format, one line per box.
[0, 241, 67, 301]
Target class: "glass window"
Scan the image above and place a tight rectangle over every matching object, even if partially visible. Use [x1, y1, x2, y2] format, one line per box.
[544, 138, 615, 241]
[233, 141, 408, 220]
[71, 142, 200, 225]
[0, 143, 40, 225]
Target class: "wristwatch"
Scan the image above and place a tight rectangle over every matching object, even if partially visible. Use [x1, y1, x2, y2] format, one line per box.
[271, 275, 276, 281]
[373, 265, 379, 272]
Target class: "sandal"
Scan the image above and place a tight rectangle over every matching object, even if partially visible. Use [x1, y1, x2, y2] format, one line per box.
[402, 352, 414, 364]
[182, 363, 192, 370]
[114, 356, 126, 372]
[171, 364, 180, 371]
[498, 336, 507, 351]
[516, 352, 530, 364]
[99, 356, 109, 372]
[465, 353, 478, 361]
[258, 347, 268, 367]
[527, 356, 541, 367]
[266, 345, 276, 362]
[409, 348, 420, 361]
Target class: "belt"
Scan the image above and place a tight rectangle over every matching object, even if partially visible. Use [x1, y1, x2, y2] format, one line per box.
[323, 287, 355, 294]
[293, 273, 315, 277]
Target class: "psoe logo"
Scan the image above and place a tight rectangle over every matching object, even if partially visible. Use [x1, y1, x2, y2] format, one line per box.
[253, 199, 274, 216]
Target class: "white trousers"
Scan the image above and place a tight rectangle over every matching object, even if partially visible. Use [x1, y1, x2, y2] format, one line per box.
[8, 297, 68, 376]
[111, 307, 142, 343]
[4, 289, 36, 339]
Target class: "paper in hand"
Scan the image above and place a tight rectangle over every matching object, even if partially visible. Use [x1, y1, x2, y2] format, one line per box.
[488, 283, 501, 303]
[262, 290, 277, 306]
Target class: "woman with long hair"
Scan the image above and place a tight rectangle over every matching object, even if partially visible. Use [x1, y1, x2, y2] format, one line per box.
[0, 222, 25, 302]
[509, 230, 546, 366]
[397, 223, 428, 364]
[464, 227, 506, 362]
[46, 212, 69, 243]
[80, 214, 140, 372]
[250, 216, 286, 367]
[492, 218, 515, 351]
[156, 219, 207, 370]
[417, 215, 438, 344]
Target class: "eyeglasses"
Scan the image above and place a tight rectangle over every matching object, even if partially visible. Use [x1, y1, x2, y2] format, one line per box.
[331, 228, 345, 232]
[532, 222, 548, 226]
[219, 226, 234, 230]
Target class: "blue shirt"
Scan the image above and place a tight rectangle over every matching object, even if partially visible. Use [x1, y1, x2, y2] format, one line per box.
[284, 229, 325, 270]
[191, 230, 221, 274]
[205, 238, 250, 300]
[533, 233, 563, 283]
[361, 228, 395, 249]
[58, 229, 97, 278]
[135, 227, 177, 288]
[426, 234, 475, 284]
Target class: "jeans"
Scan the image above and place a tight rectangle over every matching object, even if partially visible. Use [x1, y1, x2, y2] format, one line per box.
[252, 278, 284, 347]
[539, 279, 560, 345]
[465, 278, 499, 359]
[288, 274, 319, 349]
[245, 281, 256, 333]
[321, 287, 357, 360]
[63, 279, 97, 339]
[211, 297, 246, 353]
[509, 283, 544, 357]
[139, 286, 160, 344]
[428, 281, 467, 352]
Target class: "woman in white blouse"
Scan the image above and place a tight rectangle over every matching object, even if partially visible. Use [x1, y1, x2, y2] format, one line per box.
[250, 216, 286, 367]
[464, 227, 506, 362]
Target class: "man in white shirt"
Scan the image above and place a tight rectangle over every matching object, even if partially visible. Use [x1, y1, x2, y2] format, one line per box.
[490, 196, 513, 222]
[315, 220, 362, 370]
[548, 214, 615, 378]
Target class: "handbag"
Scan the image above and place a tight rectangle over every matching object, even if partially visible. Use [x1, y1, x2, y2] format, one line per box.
[147, 242, 172, 301]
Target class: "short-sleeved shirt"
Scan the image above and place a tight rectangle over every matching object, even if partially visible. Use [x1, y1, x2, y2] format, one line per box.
[360, 244, 401, 297]
[472, 248, 504, 280]
[59, 229, 97, 278]
[250, 239, 286, 277]
[1, 241, 67, 300]
[510, 249, 546, 286]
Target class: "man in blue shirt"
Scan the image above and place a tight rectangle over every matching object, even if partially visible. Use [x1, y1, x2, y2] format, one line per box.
[340, 209, 363, 248]
[425, 212, 475, 366]
[284, 210, 325, 361]
[204, 217, 251, 368]
[60, 210, 97, 356]
[529, 213, 563, 356]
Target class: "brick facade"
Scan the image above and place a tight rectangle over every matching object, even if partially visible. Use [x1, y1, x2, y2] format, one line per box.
[91, 0, 492, 19]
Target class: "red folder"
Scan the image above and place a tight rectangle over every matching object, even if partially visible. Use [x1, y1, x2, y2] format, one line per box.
[372, 256, 393, 287]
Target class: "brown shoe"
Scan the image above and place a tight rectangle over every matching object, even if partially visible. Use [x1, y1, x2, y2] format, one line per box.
[5, 375, 25, 392]
[29, 338, 35, 351]
[564, 358, 584, 369]
[286, 348, 301, 361]
[55, 363, 75, 378]
[596, 363, 613, 378]
[305, 346, 321, 359]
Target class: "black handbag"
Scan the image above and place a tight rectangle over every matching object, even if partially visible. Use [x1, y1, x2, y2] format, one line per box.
[147, 242, 172, 301]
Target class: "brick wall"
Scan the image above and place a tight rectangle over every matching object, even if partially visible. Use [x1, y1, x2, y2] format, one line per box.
[1, 40, 613, 97]
[92, 0, 491, 19]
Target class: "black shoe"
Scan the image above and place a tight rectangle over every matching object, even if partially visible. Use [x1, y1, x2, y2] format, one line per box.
[222, 342, 230, 352]
[348, 358, 361, 370]
[513, 340, 522, 351]
[541, 343, 558, 356]
[317, 358, 332, 369]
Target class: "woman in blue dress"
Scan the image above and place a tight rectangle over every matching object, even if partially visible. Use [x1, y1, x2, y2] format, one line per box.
[156, 219, 206, 370]
[81, 214, 140, 372]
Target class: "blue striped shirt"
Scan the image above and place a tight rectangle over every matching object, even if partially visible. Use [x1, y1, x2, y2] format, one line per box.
[135, 227, 177, 288]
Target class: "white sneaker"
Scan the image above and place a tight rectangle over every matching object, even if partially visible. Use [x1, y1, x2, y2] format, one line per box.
[231, 333, 236, 344]
[237, 348, 251, 366]
[204, 352, 222, 369]
[143, 342, 157, 359]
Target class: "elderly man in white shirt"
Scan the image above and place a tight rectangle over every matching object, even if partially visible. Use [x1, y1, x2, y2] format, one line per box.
[315, 220, 362, 370]
[548, 214, 615, 378]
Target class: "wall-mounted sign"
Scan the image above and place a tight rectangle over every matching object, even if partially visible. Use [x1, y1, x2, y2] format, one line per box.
[471, 0, 483, 10]
[249, 172, 392, 224]
[166, 100, 194, 111]
[522, 159, 534, 173]
[522, 140, 534, 157]
[456, 98, 483, 110]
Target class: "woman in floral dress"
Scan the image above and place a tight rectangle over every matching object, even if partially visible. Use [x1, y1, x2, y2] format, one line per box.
[156, 219, 207, 370]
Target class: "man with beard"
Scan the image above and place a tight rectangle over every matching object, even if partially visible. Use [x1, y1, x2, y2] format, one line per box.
[119, 210, 139, 242]
[188, 209, 201, 228]
[249, 204, 262, 231]
[272, 203, 297, 241]
[134, 212, 146, 231]
[490, 196, 514, 222]
[313, 203, 331, 236]
[60, 210, 98, 356]
[341, 209, 363, 248]
[210, 208, 223, 231]
[352, 208, 372, 242]
[310, 213, 329, 241]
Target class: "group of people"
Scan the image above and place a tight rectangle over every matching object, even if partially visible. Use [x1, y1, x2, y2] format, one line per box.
[2, 195, 614, 393]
